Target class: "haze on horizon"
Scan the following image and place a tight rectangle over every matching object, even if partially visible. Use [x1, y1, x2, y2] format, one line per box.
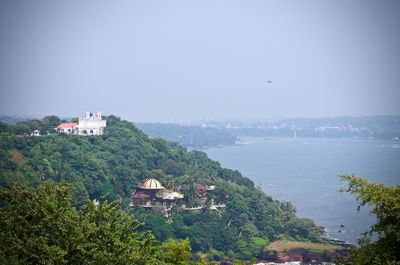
[0, 0, 399, 123]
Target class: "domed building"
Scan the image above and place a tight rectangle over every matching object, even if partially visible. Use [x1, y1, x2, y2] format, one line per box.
[130, 179, 163, 207]
[130, 179, 183, 208]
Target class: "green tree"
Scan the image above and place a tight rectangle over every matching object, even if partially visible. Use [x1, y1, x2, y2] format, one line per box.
[13, 122, 31, 135]
[42, 115, 61, 126]
[0, 121, 8, 133]
[162, 239, 191, 265]
[337, 175, 400, 265]
[0, 182, 85, 264]
[0, 181, 194, 265]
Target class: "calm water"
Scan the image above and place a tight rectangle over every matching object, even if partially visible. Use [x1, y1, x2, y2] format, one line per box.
[205, 137, 400, 244]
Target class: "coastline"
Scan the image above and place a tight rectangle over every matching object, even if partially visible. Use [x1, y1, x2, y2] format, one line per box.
[205, 137, 399, 245]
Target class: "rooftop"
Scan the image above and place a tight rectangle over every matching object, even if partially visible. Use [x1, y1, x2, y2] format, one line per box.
[57, 122, 78, 129]
[131, 193, 151, 199]
[138, 179, 164, 190]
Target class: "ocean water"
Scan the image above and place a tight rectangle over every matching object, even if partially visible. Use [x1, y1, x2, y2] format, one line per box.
[205, 137, 400, 244]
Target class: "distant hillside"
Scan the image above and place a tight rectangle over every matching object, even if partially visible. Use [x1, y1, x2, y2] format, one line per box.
[136, 123, 237, 148]
[136, 116, 400, 149]
[203, 115, 400, 140]
[3, 115, 398, 149]
[0, 115, 324, 261]
[0, 115, 33, 125]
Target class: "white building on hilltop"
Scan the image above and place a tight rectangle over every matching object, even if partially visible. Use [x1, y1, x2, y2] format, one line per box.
[78, 112, 106, 135]
[56, 112, 106, 135]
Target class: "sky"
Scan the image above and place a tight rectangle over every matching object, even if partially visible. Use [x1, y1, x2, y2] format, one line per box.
[0, 0, 399, 123]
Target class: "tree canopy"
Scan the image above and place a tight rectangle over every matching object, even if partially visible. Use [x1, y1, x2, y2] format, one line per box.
[0, 181, 193, 265]
[338, 175, 400, 265]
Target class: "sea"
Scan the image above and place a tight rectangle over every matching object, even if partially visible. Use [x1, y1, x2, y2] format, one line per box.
[205, 137, 400, 245]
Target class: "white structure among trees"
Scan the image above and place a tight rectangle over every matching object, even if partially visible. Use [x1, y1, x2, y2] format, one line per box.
[78, 112, 106, 135]
[56, 112, 106, 135]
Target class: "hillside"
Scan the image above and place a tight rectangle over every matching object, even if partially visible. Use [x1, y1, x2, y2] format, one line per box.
[200, 116, 400, 140]
[134, 116, 400, 149]
[136, 123, 237, 148]
[0, 115, 324, 260]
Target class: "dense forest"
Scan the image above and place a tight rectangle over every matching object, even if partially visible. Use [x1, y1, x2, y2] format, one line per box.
[0, 115, 324, 261]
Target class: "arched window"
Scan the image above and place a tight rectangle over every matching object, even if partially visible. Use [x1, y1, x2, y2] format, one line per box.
[90, 130, 93, 135]
[83, 130, 87, 134]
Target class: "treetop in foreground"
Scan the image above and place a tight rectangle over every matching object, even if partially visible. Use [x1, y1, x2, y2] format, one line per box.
[0, 182, 193, 265]
[337, 175, 400, 265]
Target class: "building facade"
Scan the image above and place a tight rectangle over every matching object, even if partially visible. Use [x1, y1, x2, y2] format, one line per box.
[56, 112, 106, 135]
[78, 112, 106, 135]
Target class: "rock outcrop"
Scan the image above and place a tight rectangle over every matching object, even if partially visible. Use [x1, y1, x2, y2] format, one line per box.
[261, 247, 349, 263]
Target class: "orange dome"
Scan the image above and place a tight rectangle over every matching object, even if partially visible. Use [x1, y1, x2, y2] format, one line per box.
[139, 179, 164, 190]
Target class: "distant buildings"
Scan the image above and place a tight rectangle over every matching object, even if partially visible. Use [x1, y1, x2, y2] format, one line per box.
[56, 112, 106, 135]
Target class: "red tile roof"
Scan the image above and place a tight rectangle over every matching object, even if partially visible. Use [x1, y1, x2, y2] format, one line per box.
[131, 193, 151, 199]
[57, 123, 78, 129]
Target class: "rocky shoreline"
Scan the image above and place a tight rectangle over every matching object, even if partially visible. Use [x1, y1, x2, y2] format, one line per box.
[259, 247, 348, 264]
[249, 239, 351, 264]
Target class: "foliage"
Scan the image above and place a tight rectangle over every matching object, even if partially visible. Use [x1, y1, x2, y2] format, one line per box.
[337, 175, 400, 265]
[0, 182, 195, 265]
[3, 115, 63, 136]
[162, 239, 191, 265]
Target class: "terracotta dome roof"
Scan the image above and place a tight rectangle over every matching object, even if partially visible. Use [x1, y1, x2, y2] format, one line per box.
[139, 179, 164, 190]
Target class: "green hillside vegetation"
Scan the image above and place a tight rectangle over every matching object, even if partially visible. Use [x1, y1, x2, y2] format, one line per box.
[0, 116, 324, 261]
[0, 181, 194, 265]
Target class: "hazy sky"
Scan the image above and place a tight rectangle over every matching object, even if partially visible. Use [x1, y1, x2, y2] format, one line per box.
[1, 0, 399, 122]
